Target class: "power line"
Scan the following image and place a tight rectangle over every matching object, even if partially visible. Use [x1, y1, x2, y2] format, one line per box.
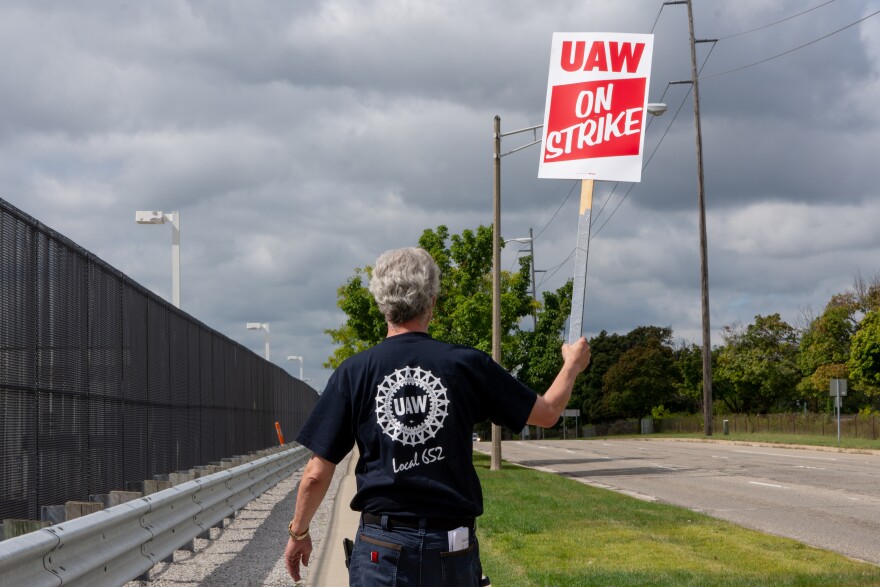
[649, 1, 666, 34]
[533, 180, 577, 241]
[537, 248, 576, 288]
[530, 176, 569, 238]
[590, 42, 715, 240]
[590, 81, 674, 229]
[719, 0, 838, 40]
[704, 8, 880, 79]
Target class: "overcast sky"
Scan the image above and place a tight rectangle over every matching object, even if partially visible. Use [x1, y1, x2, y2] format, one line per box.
[3, 0, 879, 392]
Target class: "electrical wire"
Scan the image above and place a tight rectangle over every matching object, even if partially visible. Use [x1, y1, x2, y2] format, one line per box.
[704, 8, 880, 79]
[533, 180, 578, 241]
[529, 176, 570, 238]
[590, 43, 714, 240]
[590, 82, 672, 228]
[537, 248, 576, 288]
[649, 2, 666, 34]
[718, 0, 838, 40]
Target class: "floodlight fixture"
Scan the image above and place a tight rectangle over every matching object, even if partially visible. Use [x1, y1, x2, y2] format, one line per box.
[135, 210, 180, 308]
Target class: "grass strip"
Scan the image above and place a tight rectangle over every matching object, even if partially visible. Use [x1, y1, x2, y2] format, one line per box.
[474, 452, 880, 586]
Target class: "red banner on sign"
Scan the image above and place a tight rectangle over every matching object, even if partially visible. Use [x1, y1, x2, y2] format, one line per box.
[543, 78, 646, 163]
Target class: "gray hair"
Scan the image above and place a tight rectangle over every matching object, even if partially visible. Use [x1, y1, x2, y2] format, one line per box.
[369, 247, 440, 325]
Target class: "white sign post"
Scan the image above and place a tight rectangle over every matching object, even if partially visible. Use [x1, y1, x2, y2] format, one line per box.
[539, 32, 654, 343]
[562, 408, 581, 439]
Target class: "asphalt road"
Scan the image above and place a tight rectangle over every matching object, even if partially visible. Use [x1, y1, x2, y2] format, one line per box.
[482, 438, 880, 566]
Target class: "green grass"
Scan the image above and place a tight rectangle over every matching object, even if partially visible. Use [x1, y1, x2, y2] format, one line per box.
[474, 453, 880, 587]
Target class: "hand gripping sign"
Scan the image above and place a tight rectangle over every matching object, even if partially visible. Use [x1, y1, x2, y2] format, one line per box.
[538, 33, 654, 343]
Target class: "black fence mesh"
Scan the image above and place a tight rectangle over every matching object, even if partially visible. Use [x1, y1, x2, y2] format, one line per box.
[0, 198, 319, 520]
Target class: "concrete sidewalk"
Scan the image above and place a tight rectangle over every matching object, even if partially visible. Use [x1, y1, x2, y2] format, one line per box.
[310, 451, 360, 587]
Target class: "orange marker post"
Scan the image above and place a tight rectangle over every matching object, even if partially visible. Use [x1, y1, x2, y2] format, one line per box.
[275, 421, 285, 445]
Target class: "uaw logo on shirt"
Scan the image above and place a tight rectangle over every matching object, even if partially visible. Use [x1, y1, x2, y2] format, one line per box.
[375, 366, 449, 447]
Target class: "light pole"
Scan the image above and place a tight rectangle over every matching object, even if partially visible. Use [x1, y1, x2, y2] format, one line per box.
[135, 210, 180, 308]
[504, 231, 539, 330]
[246, 322, 270, 361]
[505, 231, 542, 442]
[287, 355, 304, 380]
[492, 116, 547, 470]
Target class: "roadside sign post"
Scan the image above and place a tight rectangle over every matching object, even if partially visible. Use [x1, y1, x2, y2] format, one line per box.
[562, 408, 581, 439]
[538, 32, 654, 342]
[830, 379, 848, 446]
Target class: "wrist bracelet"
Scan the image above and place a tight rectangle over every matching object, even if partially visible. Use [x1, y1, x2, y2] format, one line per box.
[288, 520, 310, 541]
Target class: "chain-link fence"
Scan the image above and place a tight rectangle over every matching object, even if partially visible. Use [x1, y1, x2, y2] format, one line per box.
[1, 198, 318, 521]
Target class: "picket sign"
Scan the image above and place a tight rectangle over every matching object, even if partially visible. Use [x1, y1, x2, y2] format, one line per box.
[539, 32, 654, 341]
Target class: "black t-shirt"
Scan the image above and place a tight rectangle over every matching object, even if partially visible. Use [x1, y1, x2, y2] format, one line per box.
[296, 332, 537, 518]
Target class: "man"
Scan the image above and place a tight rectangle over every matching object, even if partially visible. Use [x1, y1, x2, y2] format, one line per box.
[284, 247, 591, 586]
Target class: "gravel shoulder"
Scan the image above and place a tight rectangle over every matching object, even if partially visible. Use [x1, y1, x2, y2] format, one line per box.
[125, 453, 350, 587]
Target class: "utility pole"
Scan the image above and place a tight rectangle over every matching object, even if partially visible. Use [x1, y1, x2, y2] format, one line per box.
[490, 117, 548, 464]
[491, 115, 503, 471]
[667, 0, 715, 435]
[527, 228, 538, 330]
[688, 0, 714, 437]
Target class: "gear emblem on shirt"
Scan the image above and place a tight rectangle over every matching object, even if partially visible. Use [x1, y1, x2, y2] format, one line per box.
[375, 366, 449, 446]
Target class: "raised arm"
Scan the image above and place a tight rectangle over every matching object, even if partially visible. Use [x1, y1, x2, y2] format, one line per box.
[527, 337, 591, 428]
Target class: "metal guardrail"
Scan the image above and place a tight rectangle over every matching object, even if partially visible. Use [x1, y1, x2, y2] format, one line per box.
[0, 445, 311, 587]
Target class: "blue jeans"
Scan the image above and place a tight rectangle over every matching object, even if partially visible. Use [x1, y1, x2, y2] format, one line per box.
[348, 515, 482, 586]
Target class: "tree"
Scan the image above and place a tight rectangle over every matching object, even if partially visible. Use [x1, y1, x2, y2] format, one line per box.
[324, 268, 386, 369]
[602, 337, 678, 420]
[715, 314, 800, 413]
[324, 225, 533, 368]
[509, 280, 573, 393]
[851, 272, 880, 315]
[573, 325, 675, 422]
[848, 310, 880, 398]
[796, 298, 855, 410]
[673, 342, 705, 413]
[795, 273, 880, 410]
[419, 225, 532, 360]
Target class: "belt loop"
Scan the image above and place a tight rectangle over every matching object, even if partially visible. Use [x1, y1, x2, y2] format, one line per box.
[419, 517, 427, 535]
[381, 514, 390, 531]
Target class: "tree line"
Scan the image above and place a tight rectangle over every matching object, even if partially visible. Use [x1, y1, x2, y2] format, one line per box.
[325, 225, 880, 423]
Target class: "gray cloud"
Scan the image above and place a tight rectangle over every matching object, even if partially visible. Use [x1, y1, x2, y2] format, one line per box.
[2, 0, 879, 391]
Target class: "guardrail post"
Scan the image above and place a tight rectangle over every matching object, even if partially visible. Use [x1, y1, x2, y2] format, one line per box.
[169, 471, 197, 485]
[145, 480, 174, 495]
[1, 520, 49, 540]
[66, 501, 104, 520]
[90, 491, 143, 509]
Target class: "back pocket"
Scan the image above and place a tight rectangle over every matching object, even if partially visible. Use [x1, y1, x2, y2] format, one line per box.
[440, 542, 479, 586]
[350, 533, 403, 586]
